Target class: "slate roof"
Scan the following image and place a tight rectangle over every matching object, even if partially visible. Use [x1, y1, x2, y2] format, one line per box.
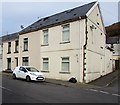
[2, 32, 19, 43]
[106, 22, 120, 37]
[19, 2, 96, 35]
[106, 35, 120, 44]
[106, 22, 120, 44]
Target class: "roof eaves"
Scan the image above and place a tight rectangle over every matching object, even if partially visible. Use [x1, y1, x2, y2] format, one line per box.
[2, 32, 19, 43]
[19, 16, 85, 35]
[86, 1, 98, 17]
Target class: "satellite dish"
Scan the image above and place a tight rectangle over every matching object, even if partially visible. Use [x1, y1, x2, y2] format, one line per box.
[20, 25, 24, 29]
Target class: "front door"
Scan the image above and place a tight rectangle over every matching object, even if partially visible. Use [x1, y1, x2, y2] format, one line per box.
[7, 58, 11, 70]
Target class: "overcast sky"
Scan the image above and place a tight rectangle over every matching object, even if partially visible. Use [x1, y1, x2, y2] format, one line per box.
[0, 0, 119, 36]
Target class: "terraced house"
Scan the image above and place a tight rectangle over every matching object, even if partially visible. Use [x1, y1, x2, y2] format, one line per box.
[2, 33, 19, 71]
[2, 1, 113, 83]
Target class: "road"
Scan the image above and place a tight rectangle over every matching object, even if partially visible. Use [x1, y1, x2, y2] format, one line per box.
[1, 74, 119, 104]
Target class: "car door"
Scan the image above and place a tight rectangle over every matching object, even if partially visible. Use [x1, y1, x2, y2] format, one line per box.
[19, 67, 27, 79]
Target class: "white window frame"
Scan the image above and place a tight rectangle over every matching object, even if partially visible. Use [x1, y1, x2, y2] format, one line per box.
[42, 58, 49, 71]
[62, 24, 70, 42]
[43, 29, 48, 45]
[22, 57, 29, 66]
[23, 38, 28, 51]
[61, 57, 70, 72]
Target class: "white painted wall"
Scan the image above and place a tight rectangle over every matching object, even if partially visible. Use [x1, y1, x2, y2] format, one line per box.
[19, 31, 41, 70]
[40, 20, 86, 82]
[84, 4, 112, 83]
[105, 48, 113, 74]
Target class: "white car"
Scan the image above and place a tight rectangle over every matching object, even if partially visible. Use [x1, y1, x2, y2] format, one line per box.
[12, 66, 45, 82]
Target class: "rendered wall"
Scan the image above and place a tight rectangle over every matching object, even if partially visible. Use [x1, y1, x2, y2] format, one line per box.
[84, 5, 112, 83]
[19, 31, 41, 70]
[3, 40, 19, 71]
[40, 20, 85, 82]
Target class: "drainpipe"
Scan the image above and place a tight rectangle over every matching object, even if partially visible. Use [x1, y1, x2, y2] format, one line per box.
[83, 16, 88, 83]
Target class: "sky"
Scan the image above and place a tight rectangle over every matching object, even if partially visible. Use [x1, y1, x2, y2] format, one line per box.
[0, 0, 119, 36]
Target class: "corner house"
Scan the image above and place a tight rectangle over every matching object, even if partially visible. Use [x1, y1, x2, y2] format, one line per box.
[2, 2, 113, 83]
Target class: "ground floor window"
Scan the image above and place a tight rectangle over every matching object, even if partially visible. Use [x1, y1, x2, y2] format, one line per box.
[43, 58, 49, 71]
[7, 58, 11, 70]
[22, 57, 29, 66]
[61, 57, 70, 72]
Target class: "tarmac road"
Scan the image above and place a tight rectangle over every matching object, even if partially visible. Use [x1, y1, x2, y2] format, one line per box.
[1, 74, 119, 104]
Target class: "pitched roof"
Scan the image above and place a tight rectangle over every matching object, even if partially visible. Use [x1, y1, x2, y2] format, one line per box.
[105, 22, 120, 44]
[19, 1, 96, 35]
[106, 35, 120, 44]
[106, 22, 120, 37]
[2, 32, 19, 43]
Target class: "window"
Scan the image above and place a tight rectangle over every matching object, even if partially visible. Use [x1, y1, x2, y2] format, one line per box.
[7, 58, 11, 70]
[15, 40, 19, 53]
[43, 29, 48, 45]
[23, 38, 28, 51]
[43, 58, 49, 71]
[61, 57, 70, 72]
[62, 24, 70, 42]
[19, 67, 27, 72]
[8, 42, 11, 53]
[22, 57, 29, 66]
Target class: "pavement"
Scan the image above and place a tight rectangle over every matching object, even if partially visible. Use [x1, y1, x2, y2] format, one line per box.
[89, 70, 120, 87]
[46, 70, 120, 89]
[2, 70, 120, 89]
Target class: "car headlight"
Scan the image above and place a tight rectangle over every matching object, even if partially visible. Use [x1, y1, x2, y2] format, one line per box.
[30, 73, 37, 76]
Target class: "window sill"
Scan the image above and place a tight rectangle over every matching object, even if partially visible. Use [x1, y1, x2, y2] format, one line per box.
[41, 44, 49, 47]
[59, 71, 70, 74]
[60, 41, 70, 44]
[23, 50, 28, 52]
[14, 51, 19, 53]
[7, 52, 11, 54]
[41, 70, 49, 73]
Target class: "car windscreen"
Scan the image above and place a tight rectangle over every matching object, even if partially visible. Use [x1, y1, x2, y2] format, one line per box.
[26, 67, 39, 72]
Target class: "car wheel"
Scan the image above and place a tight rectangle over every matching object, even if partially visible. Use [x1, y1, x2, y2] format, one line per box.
[26, 76, 31, 82]
[12, 74, 16, 79]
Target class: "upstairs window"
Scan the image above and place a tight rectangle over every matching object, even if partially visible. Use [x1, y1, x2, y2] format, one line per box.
[62, 24, 70, 42]
[43, 29, 48, 45]
[8, 42, 11, 53]
[23, 38, 28, 51]
[15, 40, 19, 53]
